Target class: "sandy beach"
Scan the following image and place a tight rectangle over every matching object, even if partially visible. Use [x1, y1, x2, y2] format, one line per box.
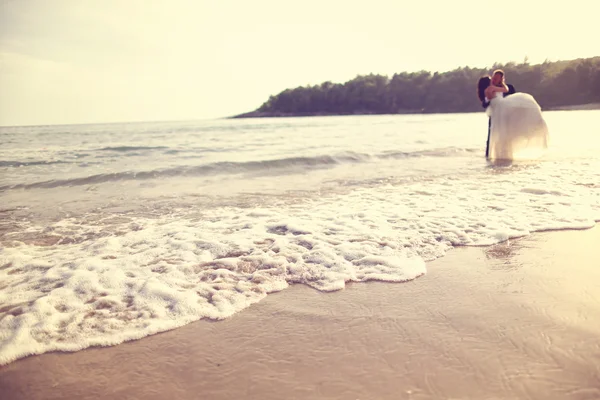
[1, 225, 599, 400]
[3, 3, 600, 400]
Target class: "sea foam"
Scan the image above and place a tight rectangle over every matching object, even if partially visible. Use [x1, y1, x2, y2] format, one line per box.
[1, 161, 599, 365]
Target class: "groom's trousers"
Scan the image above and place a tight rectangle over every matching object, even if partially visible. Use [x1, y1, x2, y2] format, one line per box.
[485, 117, 491, 158]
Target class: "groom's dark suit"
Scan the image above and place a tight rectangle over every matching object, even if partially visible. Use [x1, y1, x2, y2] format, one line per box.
[483, 84, 516, 158]
[481, 84, 515, 109]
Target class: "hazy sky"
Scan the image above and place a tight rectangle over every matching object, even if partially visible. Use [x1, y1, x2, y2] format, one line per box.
[1, 0, 598, 126]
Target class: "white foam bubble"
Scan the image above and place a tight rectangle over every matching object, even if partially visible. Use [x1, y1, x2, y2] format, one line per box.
[1, 159, 599, 365]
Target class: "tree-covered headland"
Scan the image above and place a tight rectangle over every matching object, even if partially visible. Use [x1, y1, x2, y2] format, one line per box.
[233, 57, 600, 118]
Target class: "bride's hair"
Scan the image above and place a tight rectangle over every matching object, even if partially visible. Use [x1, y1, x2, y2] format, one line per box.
[477, 76, 491, 102]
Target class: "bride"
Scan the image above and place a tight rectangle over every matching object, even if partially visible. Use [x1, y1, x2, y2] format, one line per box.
[481, 70, 549, 160]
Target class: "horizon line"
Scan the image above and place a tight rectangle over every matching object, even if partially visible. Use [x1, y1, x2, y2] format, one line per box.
[2, 55, 597, 128]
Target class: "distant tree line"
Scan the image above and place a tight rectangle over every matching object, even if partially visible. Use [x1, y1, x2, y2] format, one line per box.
[238, 57, 600, 117]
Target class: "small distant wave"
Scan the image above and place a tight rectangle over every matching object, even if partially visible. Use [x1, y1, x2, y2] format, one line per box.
[0, 147, 478, 191]
[381, 147, 479, 160]
[98, 146, 169, 152]
[0, 160, 69, 167]
[172, 146, 231, 154]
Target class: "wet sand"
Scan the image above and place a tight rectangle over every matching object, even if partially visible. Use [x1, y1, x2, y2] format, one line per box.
[1, 226, 599, 400]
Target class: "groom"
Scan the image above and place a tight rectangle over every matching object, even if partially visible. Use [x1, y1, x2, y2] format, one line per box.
[482, 69, 516, 158]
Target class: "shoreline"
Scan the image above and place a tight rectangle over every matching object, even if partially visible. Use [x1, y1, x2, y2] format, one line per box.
[229, 103, 600, 119]
[545, 102, 600, 111]
[1, 224, 599, 399]
[3, 104, 598, 128]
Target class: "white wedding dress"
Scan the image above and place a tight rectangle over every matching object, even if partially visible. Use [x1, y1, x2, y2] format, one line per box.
[486, 90, 549, 160]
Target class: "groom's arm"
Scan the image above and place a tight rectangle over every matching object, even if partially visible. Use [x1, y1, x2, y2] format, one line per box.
[505, 84, 516, 96]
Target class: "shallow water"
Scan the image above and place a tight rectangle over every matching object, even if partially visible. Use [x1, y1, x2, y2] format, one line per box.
[1, 111, 599, 364]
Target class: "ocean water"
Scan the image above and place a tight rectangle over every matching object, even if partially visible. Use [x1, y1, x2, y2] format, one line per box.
[1, 111, 599, 365]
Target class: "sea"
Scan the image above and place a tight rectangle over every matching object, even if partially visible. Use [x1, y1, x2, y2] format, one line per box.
[1, 111, 599, 365]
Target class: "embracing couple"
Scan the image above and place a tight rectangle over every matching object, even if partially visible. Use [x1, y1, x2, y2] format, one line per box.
[477, 69, 549, 161]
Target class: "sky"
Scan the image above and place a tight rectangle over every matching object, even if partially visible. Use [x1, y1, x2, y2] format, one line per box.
[1, 0, 598, 126]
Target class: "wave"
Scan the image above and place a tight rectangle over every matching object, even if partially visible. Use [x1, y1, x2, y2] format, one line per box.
[0, 160, 70, 167]
[98, 146, 169, 152]
[381, 147, 479, 159]
[0, 147, 478, 191]
[1, 160, 598, 365]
